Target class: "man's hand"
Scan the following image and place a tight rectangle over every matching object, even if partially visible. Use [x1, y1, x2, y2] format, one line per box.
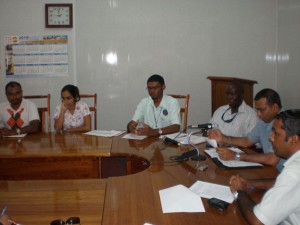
[136, 123, 157, 136]
[216, 148, 236, 160]
[207, 129, 224, 143]
[127, 121, 138, 134]
[229, 174, 248, 192]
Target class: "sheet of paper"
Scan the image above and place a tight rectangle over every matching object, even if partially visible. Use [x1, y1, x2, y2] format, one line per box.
[205, 147, 263, 168]
[163, 132, 206, 145]
[159, 184, 205, 213]
[122, 133, 147, 140]
[189, 180, 234, 203]
[3, 133, 27, 138]
[206, 138, 218, 148]
[84, 130, 125, 137]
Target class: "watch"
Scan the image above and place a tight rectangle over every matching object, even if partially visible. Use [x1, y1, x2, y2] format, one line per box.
[45, 4, 73, 28]
[158, 129, 163, 136]
[235, 152, 241, 161]
[16, 128, 21, 135]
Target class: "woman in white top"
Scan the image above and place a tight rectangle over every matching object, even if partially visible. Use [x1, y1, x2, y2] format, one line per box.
[54, 84, 91, 133]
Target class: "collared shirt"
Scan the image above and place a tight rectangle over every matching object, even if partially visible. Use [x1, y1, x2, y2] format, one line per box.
[247, 111, 286, 172]
[254, 150, 300, 225]
[0, 98, 40, 129]
[211, 101, 258, 137]
[132, 95, 180, 129]
[54, 101, 90, 131]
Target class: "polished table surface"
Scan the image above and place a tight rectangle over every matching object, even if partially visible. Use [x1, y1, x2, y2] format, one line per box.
[0, 133, 112, 180]
[0, 132, 278, 225]
[0, 179, 106, 225]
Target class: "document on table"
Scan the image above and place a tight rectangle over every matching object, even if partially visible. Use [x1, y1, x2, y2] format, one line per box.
[205, 147, 263, 168]
[122, 133, 147, 140]
[84, 130, 125, 137]
[159, 184, 205, 213]
[189, 180, 235, 203]
[162, 132, 206, 145]
[3, 133, 27, 138]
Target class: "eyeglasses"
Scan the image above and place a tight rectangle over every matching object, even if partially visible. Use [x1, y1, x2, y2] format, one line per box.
[50, 217, 80, 225]
[221, 107, 238, 123]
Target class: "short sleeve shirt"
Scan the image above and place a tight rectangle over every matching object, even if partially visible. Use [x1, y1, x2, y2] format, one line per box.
[254, 150, 300, 225]
[0, 98, 40, 129]
[210, 101, 258, 137]
[53, 101, 90, 131]
[132, 95, 180, 129]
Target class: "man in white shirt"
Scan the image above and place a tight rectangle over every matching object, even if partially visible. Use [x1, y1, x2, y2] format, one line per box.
[230, 109, 300, 225]
[127, 74, 180, 137]
[210, 80, 258, 137]
[0, 81, 40, 136]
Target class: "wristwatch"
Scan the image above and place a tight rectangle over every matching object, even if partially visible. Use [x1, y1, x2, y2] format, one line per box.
[158, 129, 163, 136]
[16, 128, 21, 135]
[235, 152, 241, 161]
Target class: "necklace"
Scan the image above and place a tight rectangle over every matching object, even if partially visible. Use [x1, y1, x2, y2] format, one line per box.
[152, 107, 163, 128]
[221, 107, 238, 123]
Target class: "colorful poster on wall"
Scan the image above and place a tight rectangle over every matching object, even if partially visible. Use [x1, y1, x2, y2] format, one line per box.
[4, 35, 68, 77]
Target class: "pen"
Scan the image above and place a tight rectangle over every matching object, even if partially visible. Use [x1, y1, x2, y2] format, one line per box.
[1, 206, 7, 216]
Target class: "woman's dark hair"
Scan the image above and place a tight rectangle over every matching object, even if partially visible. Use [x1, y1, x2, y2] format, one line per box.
[254, 88, 282, 108]
[61, 84, 80, 102]
[276, 109, 300, 141]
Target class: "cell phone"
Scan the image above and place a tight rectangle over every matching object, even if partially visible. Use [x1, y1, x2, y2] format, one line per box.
[207, 198, 229, 211]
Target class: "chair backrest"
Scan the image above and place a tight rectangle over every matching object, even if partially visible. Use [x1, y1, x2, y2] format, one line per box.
[23, 94, 51, 133]
[80, 94, 97, 130]
[168, 94, 190, 132]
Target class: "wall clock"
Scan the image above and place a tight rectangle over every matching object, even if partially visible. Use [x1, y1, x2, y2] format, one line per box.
[45, 4, 73, 28]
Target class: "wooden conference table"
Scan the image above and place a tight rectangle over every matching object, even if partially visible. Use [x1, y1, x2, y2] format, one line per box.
[0, 132, 278, 225]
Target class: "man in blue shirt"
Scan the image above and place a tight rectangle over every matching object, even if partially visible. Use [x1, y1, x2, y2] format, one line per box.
[127, 74, 180, 137]
[208, 88, 285, 171]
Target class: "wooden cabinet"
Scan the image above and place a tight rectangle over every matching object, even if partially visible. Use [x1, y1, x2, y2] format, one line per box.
[207, 76, 257, 115]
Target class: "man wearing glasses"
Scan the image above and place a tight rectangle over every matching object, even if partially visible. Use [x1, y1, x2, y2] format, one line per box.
[127, 74, 180, 137]
[210, 81, 258, 137]
[209, 88, 285, 171]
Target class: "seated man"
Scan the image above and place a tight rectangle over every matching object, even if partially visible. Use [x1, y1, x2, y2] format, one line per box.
[208, 88, 285, 171]
[230, 109, 300, 225]
[210, 80, 258, 137]
[0, 81, 40, 136]
[127, 74, 180, 137]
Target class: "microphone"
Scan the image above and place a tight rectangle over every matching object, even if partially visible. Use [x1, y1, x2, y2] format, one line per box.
[174, 149, 198, 161]
[163, 137, 181, 147]
[190, 123, 217, 130]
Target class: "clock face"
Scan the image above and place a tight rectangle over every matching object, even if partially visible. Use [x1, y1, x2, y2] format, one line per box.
[48, 7, 70, 25]
[45, 4, 73, 28]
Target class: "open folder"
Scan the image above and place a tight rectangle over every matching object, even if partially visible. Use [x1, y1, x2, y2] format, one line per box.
[205, 147, 263, 169]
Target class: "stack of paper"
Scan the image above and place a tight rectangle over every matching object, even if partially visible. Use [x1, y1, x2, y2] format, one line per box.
[205, 147, 263, 168]
[84, 130, 125, 137]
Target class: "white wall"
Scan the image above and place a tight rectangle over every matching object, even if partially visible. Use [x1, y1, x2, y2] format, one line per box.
[0, 0, 288, 131]
[277, 0, 300, 109]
